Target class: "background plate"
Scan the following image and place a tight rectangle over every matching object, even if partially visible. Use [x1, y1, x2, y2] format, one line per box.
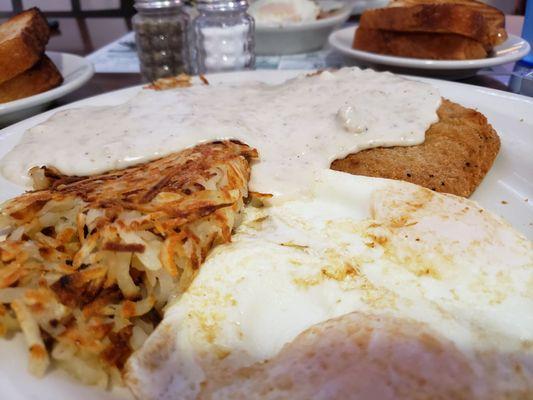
[0, 51, 94, 127]
[0, 69, 532, 399]
[329, 26, 531, 77]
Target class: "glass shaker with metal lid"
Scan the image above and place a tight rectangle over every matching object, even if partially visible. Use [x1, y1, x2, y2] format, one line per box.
[193, 0, 255, 74]
[133, 0, 190, 81]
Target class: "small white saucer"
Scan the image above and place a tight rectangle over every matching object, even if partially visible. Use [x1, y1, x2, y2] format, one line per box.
[255, 2, 352, 55]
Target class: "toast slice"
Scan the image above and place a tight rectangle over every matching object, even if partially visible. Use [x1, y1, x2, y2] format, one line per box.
[353, 27, 487, 60]
[0, 55, 62, 104]
[0, 8, 50, 85]
[331, 99, 500, 198]
[359, 0, 507, 50]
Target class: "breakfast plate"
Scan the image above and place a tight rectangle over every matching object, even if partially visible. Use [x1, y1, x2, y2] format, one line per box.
[254, 1, 352, 55]
[329, 25, 531, 77]
[0, 69, 532, 399]
[0, 51, 94, 127]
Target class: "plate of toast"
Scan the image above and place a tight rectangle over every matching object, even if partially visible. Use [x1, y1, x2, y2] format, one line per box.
[329, 0, 530, 77]
[0, 8, 94, 126]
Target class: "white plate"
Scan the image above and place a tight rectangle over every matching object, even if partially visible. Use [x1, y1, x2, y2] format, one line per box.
[255, 2, 352, 55]
[0, 69, 532, 399]
[0, 51, 94, 127]
[329, 25, 531, 77]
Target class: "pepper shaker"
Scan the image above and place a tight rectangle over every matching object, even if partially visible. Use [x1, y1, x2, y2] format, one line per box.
[193, 0, 255, 74]
[133, 0, 190, 81]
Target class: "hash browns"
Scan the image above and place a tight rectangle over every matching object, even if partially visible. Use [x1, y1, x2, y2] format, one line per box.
[0, 141, 256, 387]
[331, 99, 500, 197]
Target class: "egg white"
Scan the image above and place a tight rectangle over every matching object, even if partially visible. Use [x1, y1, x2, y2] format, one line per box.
[126, 171, 533, 400]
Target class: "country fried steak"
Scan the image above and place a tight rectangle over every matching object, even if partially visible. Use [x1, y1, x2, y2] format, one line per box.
[331, 99, 500, 197]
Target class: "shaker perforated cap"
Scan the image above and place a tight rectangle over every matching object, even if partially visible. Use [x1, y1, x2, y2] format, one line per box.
[134, 0, 183, 9]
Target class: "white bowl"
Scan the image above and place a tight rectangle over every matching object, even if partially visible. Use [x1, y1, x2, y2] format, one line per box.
[254, 4, 352, 55]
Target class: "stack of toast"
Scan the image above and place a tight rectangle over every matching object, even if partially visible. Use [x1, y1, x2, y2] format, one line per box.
[0, 8, 62, 104]
[353, 0, 507, 60]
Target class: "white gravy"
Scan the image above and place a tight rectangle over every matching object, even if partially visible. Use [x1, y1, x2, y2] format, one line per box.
[0, 68, 441, 198]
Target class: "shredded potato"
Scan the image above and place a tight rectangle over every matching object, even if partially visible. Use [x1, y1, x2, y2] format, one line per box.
[0, 141, 256, 386]
[11, 300, 50, 376]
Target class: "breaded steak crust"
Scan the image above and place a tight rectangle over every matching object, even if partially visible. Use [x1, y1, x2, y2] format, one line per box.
[331, 99, 500, 197]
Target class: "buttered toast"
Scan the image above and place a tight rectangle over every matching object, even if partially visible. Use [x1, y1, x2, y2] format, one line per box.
[354, 0, 507, 60]
[0, 55, 63, 104]
[0, 8, 50, 85]
[360, 0, 506, 48]
[353, 28, 487, 60]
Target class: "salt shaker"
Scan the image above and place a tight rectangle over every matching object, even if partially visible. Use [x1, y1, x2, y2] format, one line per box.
[133, 0, 190, 81]
[193, 0, 255, 74]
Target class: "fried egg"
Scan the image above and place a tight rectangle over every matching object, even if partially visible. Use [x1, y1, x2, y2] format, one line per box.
[126, 171, 533, 400]
[249, 0, 320, 25]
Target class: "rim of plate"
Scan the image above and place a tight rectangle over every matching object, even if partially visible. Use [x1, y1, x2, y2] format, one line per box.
[328, 25, 531, 70]
[0, 51, 94, 115]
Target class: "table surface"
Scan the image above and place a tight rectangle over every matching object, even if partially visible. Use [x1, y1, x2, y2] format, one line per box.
[2, 14, 528, 118]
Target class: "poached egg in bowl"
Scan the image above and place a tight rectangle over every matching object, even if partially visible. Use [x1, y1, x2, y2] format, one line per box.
[249, 0, 321, 25]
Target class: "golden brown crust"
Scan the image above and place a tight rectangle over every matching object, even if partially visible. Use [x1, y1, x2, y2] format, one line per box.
[359, 0, 507, 49]
[4, 141, 258, 219]
[353, 27, 487, 60]
[0, 55, 62, 104]
[331, 99, 501, 198]
[0, 8, 50, 85]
